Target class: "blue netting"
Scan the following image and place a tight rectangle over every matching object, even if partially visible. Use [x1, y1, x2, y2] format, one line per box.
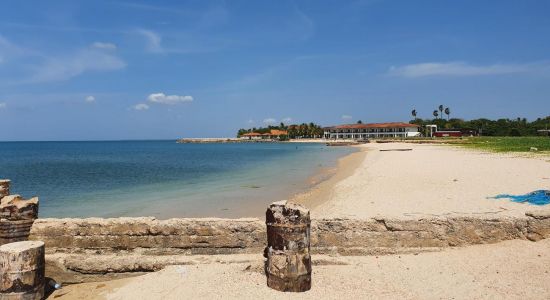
[491, 190, 550, 206]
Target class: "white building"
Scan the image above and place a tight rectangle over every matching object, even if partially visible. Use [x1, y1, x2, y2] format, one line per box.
[324, 122, 421, 139]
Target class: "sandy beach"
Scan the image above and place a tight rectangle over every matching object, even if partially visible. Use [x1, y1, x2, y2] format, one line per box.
[45, 143, 550, 299]
[297, 142, 550, 219]
[51, 238, 550, 299]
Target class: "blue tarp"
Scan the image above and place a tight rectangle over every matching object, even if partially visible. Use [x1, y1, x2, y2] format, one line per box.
[491, 190, 550, 206]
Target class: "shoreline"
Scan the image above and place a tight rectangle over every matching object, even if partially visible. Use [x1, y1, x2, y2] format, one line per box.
[312, 142, 550, 220]
[290, 145, 367, 211]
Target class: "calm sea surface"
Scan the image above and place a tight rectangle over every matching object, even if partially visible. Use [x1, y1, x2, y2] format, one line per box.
[0, 141, 355, 218]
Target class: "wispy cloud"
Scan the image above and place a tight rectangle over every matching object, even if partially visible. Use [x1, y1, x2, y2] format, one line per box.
[92, 42, 117, 50]
[0, 34, 35, 64]
[137, 29, 163, 53]
[133, 103, 149, 111]
[114, 2, 196, 16]
[85, 96, 95, 103]
[263, 118, 277, 125]
[224, 55, 322, 90]
[147, 93, 193, 105]
[27, 46, 126, 83]
[341, 114, 353, 120]
[289, 6, 315, 41]
[282, 117, 292, 123]
[388, 61, 550, 78]
[0, 102, 6, 109]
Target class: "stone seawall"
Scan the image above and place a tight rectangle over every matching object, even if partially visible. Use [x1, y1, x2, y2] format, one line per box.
[29, 211, 550, 283]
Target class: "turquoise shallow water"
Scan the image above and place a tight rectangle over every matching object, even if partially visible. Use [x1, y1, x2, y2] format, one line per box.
[0, 141, 355, 218]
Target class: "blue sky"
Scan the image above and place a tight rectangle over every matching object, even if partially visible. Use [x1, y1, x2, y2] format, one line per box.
[1, 0, 549, 140]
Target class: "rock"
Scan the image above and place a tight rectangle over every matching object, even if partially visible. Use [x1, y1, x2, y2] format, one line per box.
[1, 195, 39, 221]
[526, 211, 550, 220]
[0, 179, 10, 198]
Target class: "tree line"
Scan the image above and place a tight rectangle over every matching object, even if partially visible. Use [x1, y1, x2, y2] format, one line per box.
[409, 116, 550, 136]
[237, 122, 324, 138]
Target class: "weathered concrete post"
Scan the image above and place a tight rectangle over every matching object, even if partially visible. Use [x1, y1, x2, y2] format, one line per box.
[0, 241, 45, 300]
[0, 180, 10, 199]
[264, 200, 311, 292]
[0, 180, 39, 247]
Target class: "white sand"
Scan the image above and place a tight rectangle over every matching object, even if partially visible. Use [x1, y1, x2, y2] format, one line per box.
[313, 143, 550, 219]
[48, 144, 550, 299]
[51, 238, 550, 300]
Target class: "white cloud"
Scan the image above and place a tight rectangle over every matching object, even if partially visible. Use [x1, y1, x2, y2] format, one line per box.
[28, 46, 126, 83]
[341, 114, 352, 120]
[247, 119, 255, 124]
[387, 61, 549, 78]
[85, 95, 95, 103]
[263, 118, 277, 125]
[92, 42, 117, 50]
[281, 117, 292, 123]
[147, 93, 193, 105]
[137, 29, 163, 53]
[133, 103, 149, 110]
[0, 102, 6, 109]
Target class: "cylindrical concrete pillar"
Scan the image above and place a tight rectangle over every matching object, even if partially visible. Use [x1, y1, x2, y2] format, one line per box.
[265, 200, 311, 292]
[0, 241, 45, 300]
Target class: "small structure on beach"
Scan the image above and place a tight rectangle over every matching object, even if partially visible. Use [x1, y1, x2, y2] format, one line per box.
[426, 125, 478, 138]
[537, 129, 550, 137]
[240, 129, 288, 140]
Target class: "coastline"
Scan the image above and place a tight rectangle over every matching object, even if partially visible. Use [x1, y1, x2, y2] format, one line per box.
[290, 145, 367, 211]
[27, 142, 550, 299]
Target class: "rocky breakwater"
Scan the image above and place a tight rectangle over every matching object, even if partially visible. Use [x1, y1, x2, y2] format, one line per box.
[29, 211, 550, 283]
[0, 179, 39, 246]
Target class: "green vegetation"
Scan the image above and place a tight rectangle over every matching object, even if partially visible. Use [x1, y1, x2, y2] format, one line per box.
[410, 116, 550, 136]
[237, 122, 324, 138]
[457, 137, 550, 153]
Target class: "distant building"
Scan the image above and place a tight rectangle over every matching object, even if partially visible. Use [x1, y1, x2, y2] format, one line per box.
[537, 129, 550, 137]
[240, 129, 288, 140]
[323, 122, 421, 139]
[426, 125, 478, 137]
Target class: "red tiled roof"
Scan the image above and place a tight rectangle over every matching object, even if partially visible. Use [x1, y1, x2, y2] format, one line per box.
[328, 122, 420, 129]
[241, 132, 263, 136]
[270, 129, 288, 135]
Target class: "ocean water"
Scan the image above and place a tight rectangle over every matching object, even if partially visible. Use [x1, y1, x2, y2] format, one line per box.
[0, 141, 355, 218]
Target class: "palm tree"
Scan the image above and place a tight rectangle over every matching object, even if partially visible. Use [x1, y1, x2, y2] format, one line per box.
[357, 120, 363, 124]
[444, 107, 450, 121]
[411, 109, 417, 121]
[433, 110, 439, 119]
[438, 105, 444, 119]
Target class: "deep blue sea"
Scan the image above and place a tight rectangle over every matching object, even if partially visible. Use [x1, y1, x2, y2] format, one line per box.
[0, 141, 355, 218]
